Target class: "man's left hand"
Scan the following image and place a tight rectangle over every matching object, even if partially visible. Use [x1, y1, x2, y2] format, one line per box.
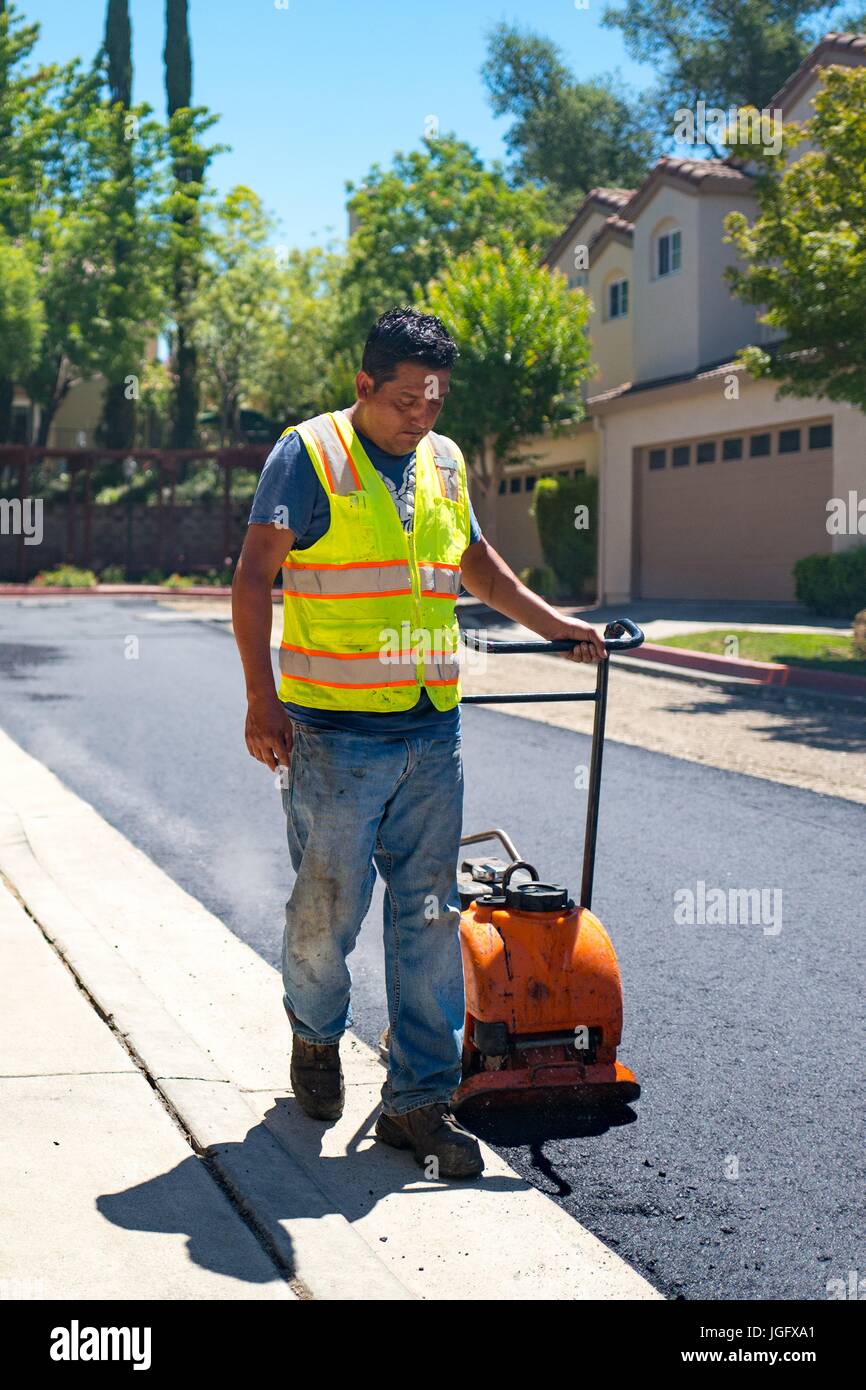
[544, 618, 607, 663]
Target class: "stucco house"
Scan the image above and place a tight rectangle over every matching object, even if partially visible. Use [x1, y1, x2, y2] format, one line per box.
[532, 31, 866, 602]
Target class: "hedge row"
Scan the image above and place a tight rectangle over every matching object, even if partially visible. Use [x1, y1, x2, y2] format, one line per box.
[531, 473, 598, 600]
[793, 547, 866, 617]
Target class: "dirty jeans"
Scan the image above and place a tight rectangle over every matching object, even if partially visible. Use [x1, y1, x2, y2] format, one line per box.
[280, 721, 465, 1115]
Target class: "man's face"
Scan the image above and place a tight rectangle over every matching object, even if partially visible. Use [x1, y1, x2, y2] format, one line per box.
[355, 360, 451, 454]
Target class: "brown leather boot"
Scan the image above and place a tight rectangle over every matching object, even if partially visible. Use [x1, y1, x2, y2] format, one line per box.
[375, 1102, 484, 1179]
[290, 1035, 344, 1120]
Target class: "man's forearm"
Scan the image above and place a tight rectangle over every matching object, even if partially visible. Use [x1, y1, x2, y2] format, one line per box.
[460, 539, 564, 639]
[231, 564, 280, 705]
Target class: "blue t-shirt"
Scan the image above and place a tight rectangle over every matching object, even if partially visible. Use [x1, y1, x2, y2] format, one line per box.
[248, 424, 482, 738]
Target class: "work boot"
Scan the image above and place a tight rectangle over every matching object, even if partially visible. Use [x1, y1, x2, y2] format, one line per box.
[290, 1034, 344, 1120]
[375, 1102, 484, 1179]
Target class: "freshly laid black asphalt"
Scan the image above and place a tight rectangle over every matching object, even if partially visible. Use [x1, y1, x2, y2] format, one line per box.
[1, 596, 863, 1301]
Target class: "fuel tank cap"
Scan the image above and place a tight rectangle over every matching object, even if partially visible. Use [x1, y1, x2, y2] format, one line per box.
[476, 861, 573, 914]
[505, 880, 571, 913]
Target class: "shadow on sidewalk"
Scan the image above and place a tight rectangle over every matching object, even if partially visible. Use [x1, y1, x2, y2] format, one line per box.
[95, 1100, 538, 1288]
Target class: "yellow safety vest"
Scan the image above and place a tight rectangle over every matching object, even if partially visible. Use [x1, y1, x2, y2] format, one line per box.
[276, 409, 472, 713]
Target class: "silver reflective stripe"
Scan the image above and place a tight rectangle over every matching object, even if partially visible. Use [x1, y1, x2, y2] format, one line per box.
[296, 412, 360, 497]
[427, 430, 461, 462]
[427, 430, 462, 501]
[280, 646, 419, 687]
[282, 562, 412, 596]
[424, 650, 460, 684]
[417, 563, 461, 597]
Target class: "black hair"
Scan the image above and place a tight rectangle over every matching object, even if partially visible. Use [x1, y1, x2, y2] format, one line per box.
[361, 306, 458, 388]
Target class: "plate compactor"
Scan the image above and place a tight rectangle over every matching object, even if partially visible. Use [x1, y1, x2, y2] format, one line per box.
[451, 618, 646, 1111]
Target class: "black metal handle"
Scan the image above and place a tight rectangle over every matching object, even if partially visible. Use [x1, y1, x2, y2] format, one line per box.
[460, 616, 644, 656]
[501, 861, 539, 889]
[601, 618, 644, 652]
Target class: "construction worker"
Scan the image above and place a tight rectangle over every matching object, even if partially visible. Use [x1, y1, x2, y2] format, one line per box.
[232, 306, 606, 1180]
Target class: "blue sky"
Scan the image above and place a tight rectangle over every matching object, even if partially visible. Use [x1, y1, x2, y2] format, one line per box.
[26, 0, 657, 249]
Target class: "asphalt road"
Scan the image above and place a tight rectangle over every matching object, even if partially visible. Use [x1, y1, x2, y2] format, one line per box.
[1, 596, 863, 1302]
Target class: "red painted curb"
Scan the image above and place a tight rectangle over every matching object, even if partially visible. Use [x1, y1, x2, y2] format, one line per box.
[623, 641, 866, 698]
[0, 584, 281, 598]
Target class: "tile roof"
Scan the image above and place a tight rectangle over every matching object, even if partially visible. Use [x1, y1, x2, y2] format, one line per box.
[542, 187, 636, 266]
[769, 31, 866, 110]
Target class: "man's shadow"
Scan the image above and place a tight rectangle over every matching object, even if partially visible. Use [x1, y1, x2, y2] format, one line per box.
[96, 1095, 550, 1288]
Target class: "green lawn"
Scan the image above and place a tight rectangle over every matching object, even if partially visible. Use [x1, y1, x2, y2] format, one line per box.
[655, 629, 866, 678]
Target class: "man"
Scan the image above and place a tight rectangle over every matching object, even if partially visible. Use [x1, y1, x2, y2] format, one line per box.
[232, 306, 605, 1181]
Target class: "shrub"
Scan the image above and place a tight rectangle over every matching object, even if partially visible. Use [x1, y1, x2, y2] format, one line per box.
[519, 564, 559, 598]
[31, 566, 97, 588]
[99, 565, 126, 584]
[200, 563, 234, 586]
[532, 473, 598, 600]
[793, 547, 866, 617]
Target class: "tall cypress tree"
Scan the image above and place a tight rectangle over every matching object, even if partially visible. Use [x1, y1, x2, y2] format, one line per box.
[105, 0, 131, 106]
[164, 0, 191, 113]
[0, 0, 14, 441]
[164, 0, 201, 448]
[100, 0, 136, 448]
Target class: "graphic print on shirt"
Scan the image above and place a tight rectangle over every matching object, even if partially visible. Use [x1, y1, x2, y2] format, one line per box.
[374, 456, 416, 532]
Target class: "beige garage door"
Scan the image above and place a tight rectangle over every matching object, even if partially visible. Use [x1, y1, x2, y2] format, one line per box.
[635, 420, 834, 601]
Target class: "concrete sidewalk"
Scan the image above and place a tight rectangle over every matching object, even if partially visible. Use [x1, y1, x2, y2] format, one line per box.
[0, 880, 296, 1301]
[0, 726, 661, 1303]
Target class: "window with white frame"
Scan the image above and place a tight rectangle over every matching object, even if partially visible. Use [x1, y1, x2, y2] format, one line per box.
[608, 277, 629, 319]
[656, 228, 682, 277]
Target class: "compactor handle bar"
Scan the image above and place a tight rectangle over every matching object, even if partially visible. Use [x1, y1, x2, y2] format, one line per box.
[457, 617, 644, 911]
[459, 617, 645, 657]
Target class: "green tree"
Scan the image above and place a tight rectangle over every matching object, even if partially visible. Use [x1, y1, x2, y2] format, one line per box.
[0, 231, 44, 388]
[192, 187, 281, 443]
[75, 91, 169, 450]
[255, 243, 349, 425]
[421, 239, 593, 547]
[601, 0, 826, 152]
[164, 0, 210, 447]
[340, 135, 557, 354]
[105, 0, 131, 106]
[22, 59, 109, 446]
[725, 65, 866, 411]
[0, 0, 71, 438]
[481, 23, 657, 215]
[99, 0, 137, 447]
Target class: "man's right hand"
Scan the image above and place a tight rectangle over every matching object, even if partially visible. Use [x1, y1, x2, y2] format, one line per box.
[244, 695, 295, 771]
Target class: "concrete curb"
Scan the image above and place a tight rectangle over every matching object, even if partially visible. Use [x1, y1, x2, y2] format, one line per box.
[629, 641, 866, 699]
[0, 727, 661, 1302]
[456, 600, 866, 707]
[611, 654, 866, 715]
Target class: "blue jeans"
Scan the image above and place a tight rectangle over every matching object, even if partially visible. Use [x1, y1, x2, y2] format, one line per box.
[280, 721, 465, 1115]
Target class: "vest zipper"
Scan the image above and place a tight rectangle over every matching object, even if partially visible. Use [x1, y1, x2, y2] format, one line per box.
[406, 519, 424, 689]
